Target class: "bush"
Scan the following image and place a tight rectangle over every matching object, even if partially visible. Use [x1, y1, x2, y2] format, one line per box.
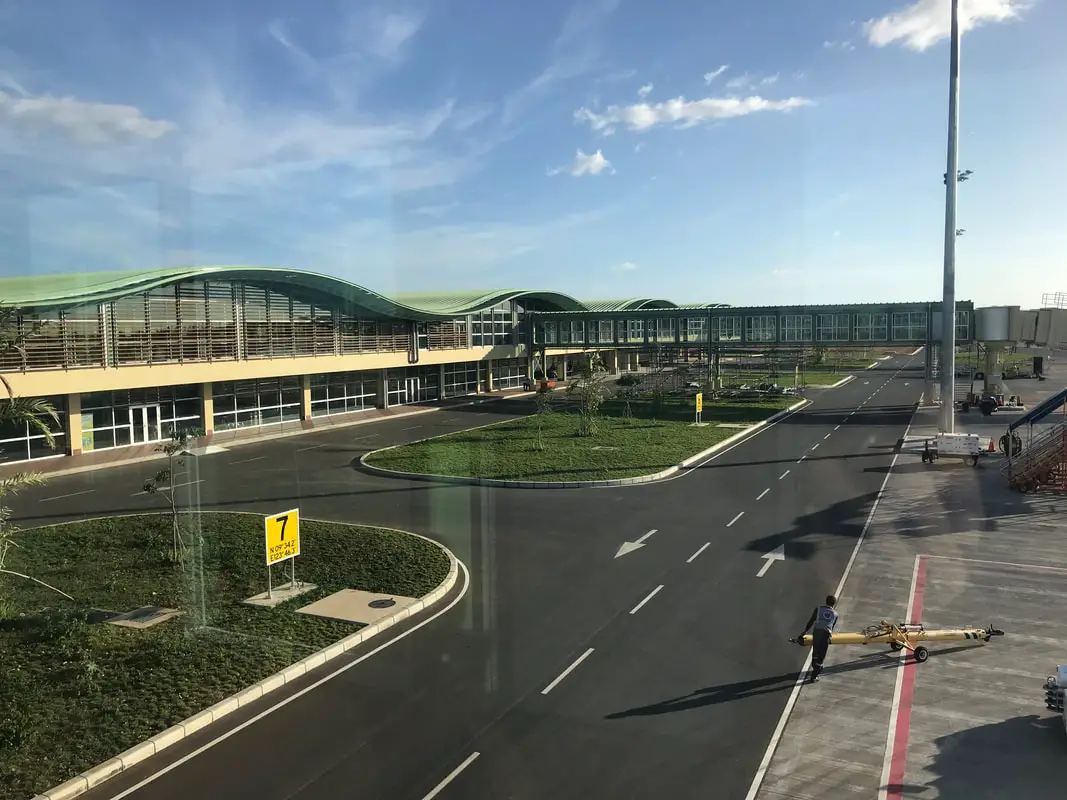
[616, 373, 642, 387]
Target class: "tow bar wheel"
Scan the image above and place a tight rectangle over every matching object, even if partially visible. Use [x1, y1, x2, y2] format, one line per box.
[914, 646, 929, 663]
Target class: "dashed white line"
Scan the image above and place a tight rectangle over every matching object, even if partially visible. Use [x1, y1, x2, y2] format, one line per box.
[727, 511, 745, 527]
[422, 752, 481, 800]
[687, 542, 711, 563]
[229, 456, 266, 465]
[542, 648, 595, 695]
[798, 455, 806, 463]
[629, 585, 664, 615]
[39, 489, 96, 502]
[811, 443, 820, 451]
[400, 425, 422, 431]
[779, 470, 790, 480]
[757, 488, 770, 500]
[131, 479, 204, 497]
[823, 433, 831, 440]
[297, 443, 326, 452]
[834, 425, 841, 431]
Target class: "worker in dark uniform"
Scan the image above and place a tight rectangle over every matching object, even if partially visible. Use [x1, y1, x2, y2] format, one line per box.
[799, 594, 839, 682]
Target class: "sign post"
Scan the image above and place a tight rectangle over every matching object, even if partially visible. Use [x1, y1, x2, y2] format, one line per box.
[264, 508, 301, 600]
[695, 392, 703, 425]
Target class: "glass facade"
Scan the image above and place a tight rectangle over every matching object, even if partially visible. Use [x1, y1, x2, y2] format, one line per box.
[684, 317, 707, 342]
[212, 377, 302, 432]
[652, 318, 675, 343]
[854, 313, 888, 342]
[444, 362, 479, 397]
[493, 358, 528, 389]
[746, 315, 776, 342]
[81, 385, 201, 451]
[310, 371, 376, 417]
[0, 395, 67, 464]
[386, 365, 439, 405]
[892, 311, 928, 341]
[714, 317, 742, 342]
[471, 303, 514, 346]
[817, 313, 850, 342]
[781, 314, 813, 343]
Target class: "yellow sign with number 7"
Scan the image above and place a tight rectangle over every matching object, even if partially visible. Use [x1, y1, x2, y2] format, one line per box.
[265, 508, 301, 566]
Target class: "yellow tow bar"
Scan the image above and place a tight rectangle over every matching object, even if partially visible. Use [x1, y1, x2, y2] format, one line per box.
[789, 620, 1005, 663]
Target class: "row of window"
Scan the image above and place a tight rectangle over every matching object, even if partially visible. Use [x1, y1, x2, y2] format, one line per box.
[537, 311, 970, 345]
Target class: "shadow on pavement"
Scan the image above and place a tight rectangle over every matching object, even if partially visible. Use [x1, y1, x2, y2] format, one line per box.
[884, 713, 1065, 799]
[744, 490, 881, 561]
[605, 646, 977, 720]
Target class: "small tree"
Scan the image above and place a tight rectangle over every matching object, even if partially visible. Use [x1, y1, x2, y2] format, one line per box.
[533, 384, 554, 451]
[142, 427, 205, 566]
[616, 384, 637, 421]
[567, 353, 606, 437]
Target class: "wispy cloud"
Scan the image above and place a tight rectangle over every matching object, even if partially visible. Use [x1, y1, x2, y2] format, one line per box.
[637, 83, 653, 98]
[612, 261, 638, 271]
[864, 0, 1027, 52]
[725, 72, 779, 91]
[548, 148, 614, 177]
[575, 94, 811, 134]
[0, 89, 175, 145]
[501, 0, 620, 127]
[823, 39, 856, 51]
[411, 201, 459, 218]
[703, 65, 729, 84]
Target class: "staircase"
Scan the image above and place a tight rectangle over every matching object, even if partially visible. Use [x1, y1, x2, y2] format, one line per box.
[1002, 422, 1067, 493]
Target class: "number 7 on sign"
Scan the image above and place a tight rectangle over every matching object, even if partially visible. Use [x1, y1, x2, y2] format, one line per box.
[278, 515, 288, 540]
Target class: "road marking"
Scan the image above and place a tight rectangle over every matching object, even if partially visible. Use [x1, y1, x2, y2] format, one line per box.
[756, 545, 786, 578]
[880, 555, 926, 800]
[727, 512, 744, 527]
[107, 560, 473, 800]
[423, 752, 481, 800]
[797, 455, 806, 462]
[352, 434, 379, 440]
[401, 425, 422, 431]
[779, 470, 790, 480]
[742, 395, 920, 800]
[228, 456, 266, 465]
[834, 425, 841, 431]
[614, 529, 658, 558]
[823, 433, 831, 440]
[686, 542, 711, 563]
[39, 489, 96, 502]
[130, 479, 204, 497]
[756, 488, 770, 500]
[296, 443, 326, 452]
[629, 585, 664, 615]
[542, 647, 595, 695]
[810, 443, 819, 451]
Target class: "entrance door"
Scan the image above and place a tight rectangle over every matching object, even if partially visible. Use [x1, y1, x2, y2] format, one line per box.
[130, 404, 161, 444]
[404, 377, 420, 404]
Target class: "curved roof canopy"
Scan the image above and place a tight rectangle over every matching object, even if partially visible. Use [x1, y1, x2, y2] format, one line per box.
[0, 266, 586, 321]
[579, 298, 679, 312]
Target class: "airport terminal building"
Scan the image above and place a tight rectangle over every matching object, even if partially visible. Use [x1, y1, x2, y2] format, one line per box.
[0, 265, 978, 470]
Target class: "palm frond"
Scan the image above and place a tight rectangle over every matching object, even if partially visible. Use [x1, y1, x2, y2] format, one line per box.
[0, 471, 48, 496]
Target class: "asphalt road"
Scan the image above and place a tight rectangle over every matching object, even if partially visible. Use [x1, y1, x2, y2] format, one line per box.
[12, 356, 925, 800]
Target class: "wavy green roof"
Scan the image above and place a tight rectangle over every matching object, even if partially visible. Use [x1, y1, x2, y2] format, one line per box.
[580, 298, 679, 312]
[0, 266, 585, 320]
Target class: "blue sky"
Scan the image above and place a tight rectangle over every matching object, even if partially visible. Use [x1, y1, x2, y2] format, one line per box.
[0, 0, 1063, 307]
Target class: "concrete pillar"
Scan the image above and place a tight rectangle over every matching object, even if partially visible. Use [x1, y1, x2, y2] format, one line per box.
[486, 359, 495, 392]
[66, 392, 83, 456]
[201, 382, 214, 434]
[376, 369, 389, 409]
[983, 347, 1002, 396]
[301, 374, 312, 420]
[438, 363, 447, 398]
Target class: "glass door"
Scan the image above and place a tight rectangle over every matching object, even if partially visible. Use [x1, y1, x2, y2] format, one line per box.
[404, 377, 420, 404]
[130, 404, 161, 444]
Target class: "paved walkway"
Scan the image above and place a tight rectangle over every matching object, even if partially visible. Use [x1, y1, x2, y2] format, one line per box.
[752, 407, 1067, 800]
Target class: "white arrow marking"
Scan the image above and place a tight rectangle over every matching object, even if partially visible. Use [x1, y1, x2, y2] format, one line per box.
[614, 529, 658, 558]
[757, 545, 786, 578]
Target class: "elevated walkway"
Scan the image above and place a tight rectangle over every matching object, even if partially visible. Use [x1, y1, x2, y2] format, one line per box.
[1001, 422, 1067, 493]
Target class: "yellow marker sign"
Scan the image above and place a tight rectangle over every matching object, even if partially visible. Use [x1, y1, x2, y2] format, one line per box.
[696, 392, 703, 413]
[265, 508, 300, 566]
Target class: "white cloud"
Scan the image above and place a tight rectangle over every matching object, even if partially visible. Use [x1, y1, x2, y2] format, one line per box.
[634, 142, 644, 153]
[637, 83, 653, 98]
[411, 201, 458, 218]
[823, 39, 857, 51]
[724, 72, 779, 91]
[575, 94, 812, 134]
[0, 89, 175, 145]
[348, 10, 424, 62]
[703, 65, 729, 84]
[548, 148, 614, 177]
[612, 261, 638, 271]
[864, 0, 1027, 52]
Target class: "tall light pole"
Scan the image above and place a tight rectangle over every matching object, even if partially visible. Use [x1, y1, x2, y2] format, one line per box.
[939, 0, 962, 433]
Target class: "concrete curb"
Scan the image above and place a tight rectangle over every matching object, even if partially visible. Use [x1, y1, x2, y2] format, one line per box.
[33, 535, 461, 800]
[808, 375, 855, 389]
[359, 398, 811, 489]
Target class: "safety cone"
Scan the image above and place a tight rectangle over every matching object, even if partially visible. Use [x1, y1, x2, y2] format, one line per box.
[988, 438, 996, 453]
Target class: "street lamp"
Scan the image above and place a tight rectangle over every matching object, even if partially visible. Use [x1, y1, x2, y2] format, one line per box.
[939, 0, 962, 434]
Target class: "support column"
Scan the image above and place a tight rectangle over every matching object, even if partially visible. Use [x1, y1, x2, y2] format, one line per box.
[67, 393, 83, 456]
[438, 363, 447, 398]
[983, 346, 1002, 396]
[376, 369, 388, 409]
[486, 359, 495, 392]
[301, 374, 312, 421]
[201, 382, 214, 434]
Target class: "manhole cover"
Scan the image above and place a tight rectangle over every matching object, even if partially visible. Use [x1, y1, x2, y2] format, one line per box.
[369, 598, 396, 609]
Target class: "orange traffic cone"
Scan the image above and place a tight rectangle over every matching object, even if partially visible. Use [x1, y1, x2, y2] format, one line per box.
[988, 438, 996, 453]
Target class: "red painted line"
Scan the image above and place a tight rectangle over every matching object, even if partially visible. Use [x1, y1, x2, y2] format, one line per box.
[886, 556, 927, 799]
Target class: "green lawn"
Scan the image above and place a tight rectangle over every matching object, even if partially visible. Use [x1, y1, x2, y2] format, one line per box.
[0, 512, 450, 799]
[718, 371, 848, 387]
[365, 396, 797, 482]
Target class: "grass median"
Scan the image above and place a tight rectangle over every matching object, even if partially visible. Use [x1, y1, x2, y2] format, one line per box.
[0, 512, 450, 799]
[365, 395, 799, 482]
[719, 371, 848, 387]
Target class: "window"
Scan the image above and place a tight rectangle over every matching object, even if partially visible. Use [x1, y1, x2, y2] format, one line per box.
[781, 314, 812, 343]
[213, 377, 301, 431]
[891, 311, 927, 341]
[746, 315, 776, 342]
[817, 313, 850, 342]
[955, 310, 970, 342]
[570, 320, 585, 344]
[444, 362, 479, 397]
[493, 358, 528, 389]
[0, 395, 67, 464]
[714, 317, 741, 341]
[627, 319, 644, 343]
[310, 371, 376, 417]
[652, 318, 675, 343]
[543, 321, 557, 344]
[80, 386, 201, 450]
[684, 317, 707, 343]
[386, 366, 439, 405]
[854, 313, 888, 342]
[599, 319, 614, 343]
[471, 303, 514, 346]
